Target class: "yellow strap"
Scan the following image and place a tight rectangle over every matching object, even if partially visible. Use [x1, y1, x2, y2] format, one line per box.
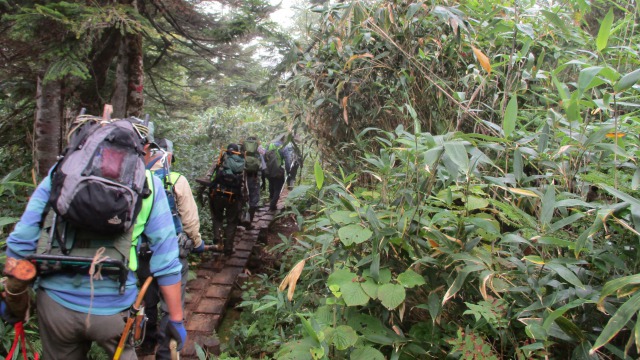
[128, 170, 154, 271]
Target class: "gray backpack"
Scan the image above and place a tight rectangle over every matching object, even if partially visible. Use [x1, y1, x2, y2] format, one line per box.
[49, 117, 149, 234]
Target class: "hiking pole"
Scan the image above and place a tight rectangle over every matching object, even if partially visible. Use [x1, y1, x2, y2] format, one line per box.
[113, 276, 154, 360]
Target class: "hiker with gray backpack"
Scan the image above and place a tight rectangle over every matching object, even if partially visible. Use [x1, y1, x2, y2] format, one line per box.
[2, 110, 186, 358]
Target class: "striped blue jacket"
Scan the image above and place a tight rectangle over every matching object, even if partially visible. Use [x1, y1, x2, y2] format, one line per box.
[6, 172, 182, 315]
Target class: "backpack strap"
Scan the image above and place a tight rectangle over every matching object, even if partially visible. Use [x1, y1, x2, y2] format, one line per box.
[129, 170, 155, 272]
[146, 154, 163, 170]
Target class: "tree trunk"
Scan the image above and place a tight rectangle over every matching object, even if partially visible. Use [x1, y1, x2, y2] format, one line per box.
[111, 35, 130, 118]
[34, 75, 63, 177]
[126, 32, 144, 117]
[112, 0, 144, 118]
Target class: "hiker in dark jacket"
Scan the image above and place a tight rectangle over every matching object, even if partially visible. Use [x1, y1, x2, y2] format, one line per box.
[264, 141, 286, 211]
[282, 142, 300, 190]
[210, 143, 245, 255]
[242, 136, 263, 225]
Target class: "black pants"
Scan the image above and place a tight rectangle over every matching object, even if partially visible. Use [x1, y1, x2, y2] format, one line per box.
[210, 191, 242, 251]
[268, 176, 285, 210]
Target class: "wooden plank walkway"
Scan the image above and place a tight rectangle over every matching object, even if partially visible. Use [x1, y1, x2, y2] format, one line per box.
[138, 188, 289, 359]
[180, 206, 276, 358]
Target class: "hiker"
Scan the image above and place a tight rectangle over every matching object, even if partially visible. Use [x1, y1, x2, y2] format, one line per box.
[241, 136, 263, 226]
[2, 115, 186, 359]
[138, 138, 204, 357]
[209, 143, 245, 255]
[282, 142, 300, 190]
[264, 141, 286, 211]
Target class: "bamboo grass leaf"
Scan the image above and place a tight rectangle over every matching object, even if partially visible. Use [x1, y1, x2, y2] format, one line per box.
[596, 9, 614, 52]
[614, 68, 640, 92]
[591, 292, 640, 354]
[314, 160, 324, 190]
[540, 184, 556, 229]
[503, 96, 517, 138]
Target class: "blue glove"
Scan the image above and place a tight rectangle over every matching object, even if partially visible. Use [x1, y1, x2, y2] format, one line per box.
[166, 320, 187, 351]
[192, 241, 205, 254]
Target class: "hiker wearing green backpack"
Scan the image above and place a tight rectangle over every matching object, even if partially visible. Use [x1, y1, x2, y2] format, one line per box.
[241, 136, 263, 225]
[264, 141, 286, 211]
[209, 143, 245, 255]
[3, 115, 186, 359]
[138, 138, 204, 358]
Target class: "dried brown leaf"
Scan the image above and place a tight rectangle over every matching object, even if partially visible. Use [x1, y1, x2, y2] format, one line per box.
[342, 96, 349, 125]
[286, 259, 306, 301]
[471, 46, 491, 73]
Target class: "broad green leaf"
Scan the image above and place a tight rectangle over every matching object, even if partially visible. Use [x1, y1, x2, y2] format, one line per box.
[525, 323, 548, 341]
[406, 3, 422, 19]
[546, 263, 584, 289]
[0, 217, 19, 227]
[338, 224, 373, 246]
[331, 325, 358, 350]
[540, 184, 555, 229]
[378, 284, 406, 310]
[635, 315, 640, 355]
[543, 299, 591, 330]
[298, 315, 320, 342]
[466, 195, 489, 211]
[310, 347, 325, 359]
[556, 316, 585, 341]
[351, 346, 385, 360]
[552, 75, 569, 101]
[614, 68, 640, 92]
[348, 314, 387, 336]
[503, 96, 517, 137]
[507, 187, 539, 197]
[328, 269, 357, 288]
[364, 268, 392, 284]
[578, 66, 603, 94]
[427, 292, 441, 322]
[541, 10, 569, 34]
[314, 160, 324, 189]
[550, 213, 585, 232]
[596, 9, 614, 52]
[575, 216, 603, 257]
[362, 278, 380, 299]
[363, 334, 394, 346]
[341, 282, 370, 307]
[275, 337, 316, 360]
[598, 274, 640, 304]
[443, 142, 469, 174]
[514, 148, 523, 182]
[524, 255, 546, 265]
[195, 343, 206, 359]
[443, 270, 470, 305]
[330, 211, 359, 225]
[601, 184, 640, 207]
[592, 292, 640, 353]
[397, 269, 426, 288]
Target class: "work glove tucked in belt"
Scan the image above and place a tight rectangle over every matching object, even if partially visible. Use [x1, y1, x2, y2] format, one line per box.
[178, 233, 194, 258]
